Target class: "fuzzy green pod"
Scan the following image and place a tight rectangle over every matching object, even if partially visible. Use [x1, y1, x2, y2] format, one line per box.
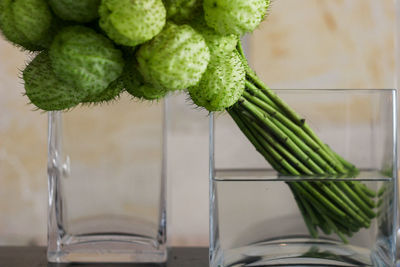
[12, 0, 52, 44]
[82, 76, 124, 104]
[191, 17, 238, 57]
[99, 0, 166, 47]
[203, 0, 269, 36]
[0, 0, 44, 50]
[48, 0, 100, 23]
[0, 0, 6, 12]
[23, 52, 86, 111]
[122, 57, 143, 95]
[123, 56, 166, 100]
[164, 0, 202, 24]
[137, 22, 210, 91]
[49, 26, 125, 97]
[128, 83, 167, 100]
[189, 50, 245, 111]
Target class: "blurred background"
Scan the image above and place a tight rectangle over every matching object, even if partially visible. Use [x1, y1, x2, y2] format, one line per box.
[0, 0, 397, 247]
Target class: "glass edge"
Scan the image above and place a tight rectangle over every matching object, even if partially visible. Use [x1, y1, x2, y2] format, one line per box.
[391, 89, 398, 261]
[209, 112, 215, 260]
[157, 96, 168, 246]
[271, 88, 397, 93]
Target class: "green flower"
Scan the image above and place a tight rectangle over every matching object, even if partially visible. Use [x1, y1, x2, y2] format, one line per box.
[23, 52, 86, 111]
[191, 17, 238, 57]
[49, 26, 125, 97]
[189, 50, 245, 111]
[82, 76, 124, 104]
[203, 0, 269, 35]
[48, 0, 101, 23]
[13, 0, 52, 43]
[99, 0, 166, 46]
[0, 0, 54, 50]
[164, 0, 202, 24]
[137, 22, 210, 91]
[123, 55, 167, 100]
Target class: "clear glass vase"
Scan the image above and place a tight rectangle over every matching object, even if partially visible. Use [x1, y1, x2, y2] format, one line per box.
[47, 96, 167, 263]
[209, 89, 398, 266]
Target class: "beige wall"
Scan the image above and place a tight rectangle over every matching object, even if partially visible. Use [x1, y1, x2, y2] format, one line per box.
[0, 0, 397, 246]
[250, 0, 396, 89]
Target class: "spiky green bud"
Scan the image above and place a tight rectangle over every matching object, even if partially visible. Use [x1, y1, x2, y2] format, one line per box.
[129, 84, 167, 100]
[122, 55, 167, 100]
[189, 50, 245, 111]
[48, 0, 100, 23]
[164, 0, 202, 24]
[203, 0, 269, 35]
[137, 22, 210, 91]
[191, 17, 238, 57]
[99, 0, 166, 47]
[12, 0, 52, 43]
[23, 52, 86, 111]
[49, 26, 125, 97]
[0, 0, 52, 50]
[82, 76, 124, 104]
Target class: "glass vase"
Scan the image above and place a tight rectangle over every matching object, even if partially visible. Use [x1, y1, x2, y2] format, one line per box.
[209, 89, 397, 266]
[47, 96, 167, 263]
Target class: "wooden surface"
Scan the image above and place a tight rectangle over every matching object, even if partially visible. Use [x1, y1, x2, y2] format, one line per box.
[0, 247, 208, 267]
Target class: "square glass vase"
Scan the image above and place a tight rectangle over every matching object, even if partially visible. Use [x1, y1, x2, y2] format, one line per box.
[209, 89, 398, 267]
[47, 97, 167, 263]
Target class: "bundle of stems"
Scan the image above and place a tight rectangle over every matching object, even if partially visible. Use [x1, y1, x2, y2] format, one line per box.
[228, 43, 377, 243]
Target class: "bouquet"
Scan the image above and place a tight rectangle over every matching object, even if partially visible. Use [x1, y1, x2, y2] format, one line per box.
[0, 0, 376, 243]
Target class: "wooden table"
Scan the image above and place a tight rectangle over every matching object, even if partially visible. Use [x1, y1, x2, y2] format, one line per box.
[0, 247, 209, 267]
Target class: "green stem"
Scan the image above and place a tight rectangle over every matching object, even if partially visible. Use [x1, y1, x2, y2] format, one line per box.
[243, 91, 336, 174]
[249, 119, 314, 175]
[292, 188, 319, 238]
[230, 41, 376, 242]
[243, 84, 347, 173]
[228, 109, 287, 174]
[239, 98, 324, 174]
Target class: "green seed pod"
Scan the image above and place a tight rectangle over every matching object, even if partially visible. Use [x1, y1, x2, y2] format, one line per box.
[137, 22, 210, 91]
[188, 50, 245, 111]
[123, 55, 166, 100]
[48, 0, 100, 23]
[49, 26, 125, 97]
[82, 76, 124, 104]
[191, 17, 238, 57]
[37, 16, 68, 49]
[12, 0, 52, 44]
[23, 52, 86, 111]
[99, 0, 166, 47]
[164, 0, 202, 24]
[203, 0, 269, 36]
[0, 0, 42, 50]
[129, 84, 167, 101]
[123, 58, 143, 96]
[0, 0, 6, 12]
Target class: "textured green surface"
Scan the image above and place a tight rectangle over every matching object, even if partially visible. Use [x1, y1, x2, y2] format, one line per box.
[189, 50, 245, 111]
[82, 76, 124, 104]
[122, 55, 143, 96]
[0, 0, 43, 50]
[123, 55, 166, 100]
[0, 0, 6, 13]
[23, 52, 86, 111]
[191, 18, 238, 57]
[203, 0, 268, 35]
[129, 84, 167, 100]
[99, 0, 166, 46]
[49, 26, 125, 97]
[48, 0, 100, 23]
[137, 22, 210, 91]
[164, 0, 202, 24]
[12, 0, 52, 43]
